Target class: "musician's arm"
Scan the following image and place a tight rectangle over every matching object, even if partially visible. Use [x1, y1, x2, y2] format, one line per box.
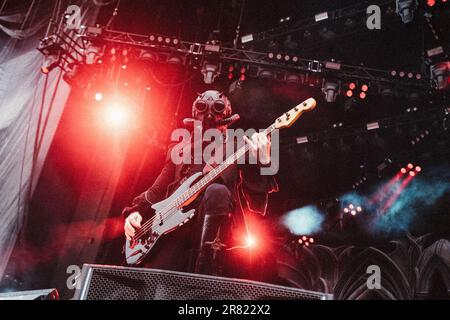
[121, 152, 176, 220]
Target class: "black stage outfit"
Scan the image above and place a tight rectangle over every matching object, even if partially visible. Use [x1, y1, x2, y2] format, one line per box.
[122, 136, 278, 277]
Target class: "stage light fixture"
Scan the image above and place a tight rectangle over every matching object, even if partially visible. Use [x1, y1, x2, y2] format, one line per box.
[298, 236, 314, 246]
[201, 62, 221, 84]
[322, 81, 339, 103]
[359, 92, 366, 99]
[396, 0, 418, 24]
[430, 61, 449, 90]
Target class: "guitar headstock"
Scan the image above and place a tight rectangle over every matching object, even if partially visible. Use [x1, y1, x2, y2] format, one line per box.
[274, 97, 317, 129]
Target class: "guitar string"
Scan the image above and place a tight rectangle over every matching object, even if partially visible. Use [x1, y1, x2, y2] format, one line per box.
[132, 142, 251, 240]
[131, 122, 278, 241]
[131, 123, 276, 241]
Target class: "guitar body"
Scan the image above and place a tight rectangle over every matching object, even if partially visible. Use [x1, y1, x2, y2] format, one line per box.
[124, 172, 202, 266]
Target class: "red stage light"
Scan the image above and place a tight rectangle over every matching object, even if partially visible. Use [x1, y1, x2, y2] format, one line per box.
[407, 163, 414, 169]
[245, 235, 256, 248]
[356, 206, 362, 212]
[239, 74, 246, 81]
[305, 242, 310, 246]
[309, 238, 314, 243]
[361, 84, 369, 92]
[351, 210, 357, 216]
[121, 64, 127, 70]
[349, 82, 356, 90]
[228, 73, 233, 80]
[346, 90, 353, 97]
[427, 0, 435, 6]
[359, 92, 366, 99]
[302, 236, 307, 241]
[240, 66, 246, 74]
[415, 166, 421, 172]
[298, 239, 303, 244]
[94, 92, 103, 101]
[105, 104, 128, 127]
[401, 168, 407, 174]
[228, 65, 234, 72]
[409, 171, 416, 177]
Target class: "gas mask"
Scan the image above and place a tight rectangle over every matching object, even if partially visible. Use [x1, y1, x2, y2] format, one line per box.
[192, 90, 232, 129]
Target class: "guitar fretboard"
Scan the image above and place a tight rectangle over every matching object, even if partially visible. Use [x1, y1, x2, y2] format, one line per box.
[174, 124, 276, 207]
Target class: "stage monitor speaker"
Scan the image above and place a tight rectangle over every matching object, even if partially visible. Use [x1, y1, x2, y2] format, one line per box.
[73, 264, 333, 300]
[0, 289, 59, 300]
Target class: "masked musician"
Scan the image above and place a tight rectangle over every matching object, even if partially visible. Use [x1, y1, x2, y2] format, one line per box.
[122, 90, 278, 276]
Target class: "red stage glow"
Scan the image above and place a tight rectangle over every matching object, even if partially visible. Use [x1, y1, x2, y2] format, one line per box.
[361, 84, 369, 92]
[381, 174, 414, 213]
[407, 163, 414, 169]
[349, 82, 356, 90]
[346, 90, 353, 97]
[245, 235, 256, 248]
[415, 166, 421, 172]
[359, 92, 366, 99]
[401, 168, 407, 174]
[104, 103, 129, 127]
[409, 171, 415, 177]
[427, 0, 435, 6]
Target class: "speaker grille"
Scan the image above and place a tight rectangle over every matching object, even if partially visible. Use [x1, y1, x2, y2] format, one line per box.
[75, 264, 332, 300]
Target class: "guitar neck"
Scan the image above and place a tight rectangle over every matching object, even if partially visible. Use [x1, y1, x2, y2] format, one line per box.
[174, 123, 276, 206]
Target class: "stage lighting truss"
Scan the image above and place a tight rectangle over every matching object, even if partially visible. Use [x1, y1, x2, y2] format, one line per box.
[38, 12, 431, 90]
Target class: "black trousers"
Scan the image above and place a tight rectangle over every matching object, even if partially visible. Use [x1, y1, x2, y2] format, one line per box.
[141, 183, 235, 275]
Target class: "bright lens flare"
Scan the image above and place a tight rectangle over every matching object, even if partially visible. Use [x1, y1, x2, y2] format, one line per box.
[245, 235, 256, 248]
[105, 104, 128, 127]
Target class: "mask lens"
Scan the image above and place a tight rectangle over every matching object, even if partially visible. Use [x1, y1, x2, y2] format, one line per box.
[213, 101, 226, 114]
[194, 100, 208, 113]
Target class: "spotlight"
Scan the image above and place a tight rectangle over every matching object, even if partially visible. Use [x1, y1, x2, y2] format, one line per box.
[322, 81, 339, 103]
[401, 168, 407, 174]
[201, 62, 221, 84]
[361, 84, 369, 92]
[245, 235, 256, 248]
[430, 61, 449, 90]
[415, 166, 421, 172]
[346, 90, 353, 97]
[359, 92, 366, 99]
[396, 0, 418, 24]
[407, 163, 414, 169]
[427, 0, 435, 6]
[41, 55, 59, 74]
[298, 236, 314, 246]
[344, 203, 362, 216]
[94, 92, 103, 101]
[409, 171, 416, 177]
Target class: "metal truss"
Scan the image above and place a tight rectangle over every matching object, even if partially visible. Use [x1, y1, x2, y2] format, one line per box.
[38, 20, 430, 89]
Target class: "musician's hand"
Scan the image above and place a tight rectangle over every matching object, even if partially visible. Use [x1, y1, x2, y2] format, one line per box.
[124, 212, 142, 241]
[244, 132, 271, 165]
